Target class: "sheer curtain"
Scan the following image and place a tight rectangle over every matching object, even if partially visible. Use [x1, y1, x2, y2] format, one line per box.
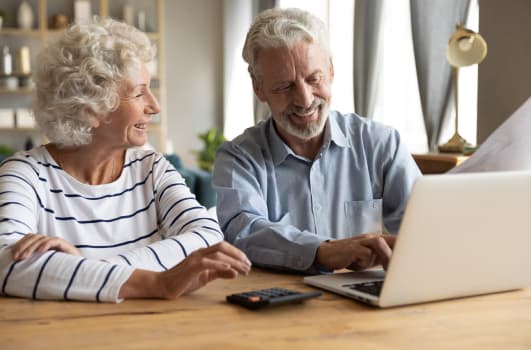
[222, 0, 277, 138]
[222, 0, 254, 140]
[371, 0, 478, 152]
[371, 0, 427, 153]
[253, 0, 277, 123]
[353, 0, 383, 119]
[410, 0, 471, 151]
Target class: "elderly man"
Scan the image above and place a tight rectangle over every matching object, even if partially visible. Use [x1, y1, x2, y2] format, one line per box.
[213, 8, 421, 273]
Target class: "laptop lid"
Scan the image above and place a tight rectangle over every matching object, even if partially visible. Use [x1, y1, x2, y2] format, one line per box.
[304, 171, 531, 307]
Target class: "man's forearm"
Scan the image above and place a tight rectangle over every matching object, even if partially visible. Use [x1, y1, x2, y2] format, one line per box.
[233, 226, 325, 271]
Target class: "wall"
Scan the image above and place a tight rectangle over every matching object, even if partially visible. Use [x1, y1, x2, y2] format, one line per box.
[163, 0, 531, 160]
[164, 0, 223, 167]
[477, 0, 531, 143]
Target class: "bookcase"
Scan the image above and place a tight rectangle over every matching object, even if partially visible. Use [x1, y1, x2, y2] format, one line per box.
[0, 0, 167, 152]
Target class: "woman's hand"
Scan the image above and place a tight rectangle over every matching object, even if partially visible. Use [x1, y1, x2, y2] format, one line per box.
[119, 241, 252, 300]
[11, 233, 82, 261]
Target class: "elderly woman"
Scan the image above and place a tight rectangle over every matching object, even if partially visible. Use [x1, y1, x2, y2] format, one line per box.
[0, 18, 250, 302]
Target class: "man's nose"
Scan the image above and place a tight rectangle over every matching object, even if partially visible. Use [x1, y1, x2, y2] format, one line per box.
[292, 83, 314, 109]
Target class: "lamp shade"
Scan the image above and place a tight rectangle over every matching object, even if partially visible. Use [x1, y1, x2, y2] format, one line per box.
[446, 25, 487, 67]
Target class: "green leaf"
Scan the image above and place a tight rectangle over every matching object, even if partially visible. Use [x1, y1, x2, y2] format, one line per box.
[194, 128, 226, 172]
[0, 144, 15, 156]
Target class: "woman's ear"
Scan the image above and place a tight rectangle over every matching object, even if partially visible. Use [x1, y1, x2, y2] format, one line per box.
[90, 117, 101, 128]
[84, 108, 101, 128]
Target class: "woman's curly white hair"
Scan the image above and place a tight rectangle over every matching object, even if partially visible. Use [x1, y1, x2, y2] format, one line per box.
[34, 17, 154, 147]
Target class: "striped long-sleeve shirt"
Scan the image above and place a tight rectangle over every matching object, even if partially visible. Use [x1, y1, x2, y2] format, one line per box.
[0, 146, 223, 302]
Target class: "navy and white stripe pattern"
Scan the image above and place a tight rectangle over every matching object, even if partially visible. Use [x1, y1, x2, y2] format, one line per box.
[0, 146, 223, 302]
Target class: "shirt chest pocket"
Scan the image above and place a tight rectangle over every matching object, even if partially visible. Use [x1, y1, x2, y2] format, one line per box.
[344, 199, 383, 235]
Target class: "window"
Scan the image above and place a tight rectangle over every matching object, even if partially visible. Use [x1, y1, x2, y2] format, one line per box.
[372, 0, 428, 152]
[374, 0, 479, 152]
[279, 0, 479, 153]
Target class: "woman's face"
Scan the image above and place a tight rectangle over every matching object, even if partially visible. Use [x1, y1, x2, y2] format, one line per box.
[94, 64, 160, 149]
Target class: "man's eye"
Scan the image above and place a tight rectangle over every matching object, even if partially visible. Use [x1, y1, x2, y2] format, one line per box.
[273, 85, 291, 93]
[135, 93, 145, 98]
[308, 76, 321, 84]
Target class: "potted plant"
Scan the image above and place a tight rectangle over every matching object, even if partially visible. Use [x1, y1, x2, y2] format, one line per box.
[0, 144, 15, 162]
[195, 128, 226, 172]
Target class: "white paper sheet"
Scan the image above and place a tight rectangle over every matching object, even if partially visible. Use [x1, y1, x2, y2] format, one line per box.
[450, 96, 531, 173]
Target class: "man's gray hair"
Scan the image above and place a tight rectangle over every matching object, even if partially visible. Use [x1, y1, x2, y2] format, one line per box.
[242, 7, 331, 83]
[33, 17, 154, 147]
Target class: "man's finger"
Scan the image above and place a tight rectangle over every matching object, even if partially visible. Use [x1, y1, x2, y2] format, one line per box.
[380, 234, 397, 248]
[360, 237, 393, 269]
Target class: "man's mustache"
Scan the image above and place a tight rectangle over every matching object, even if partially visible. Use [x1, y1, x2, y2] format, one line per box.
[283, 98, 325, 117]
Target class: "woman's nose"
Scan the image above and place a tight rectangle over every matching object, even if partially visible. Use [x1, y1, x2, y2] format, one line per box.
[145, 90, 161, 115]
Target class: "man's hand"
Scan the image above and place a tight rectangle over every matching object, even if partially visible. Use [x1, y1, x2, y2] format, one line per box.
[119, 241, 252, 300]
[315, 234, 396, 271]
[11, 233, 82, 260]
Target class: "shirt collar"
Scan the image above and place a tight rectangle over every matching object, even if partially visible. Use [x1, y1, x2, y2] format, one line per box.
[268, 111, 350, 165]
[326, 111, 349, 148]
[268, 120, 293, 165]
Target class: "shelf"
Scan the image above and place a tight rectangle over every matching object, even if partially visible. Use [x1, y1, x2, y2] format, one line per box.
[45, 29, 65, 34]
[0, 0, 166, 153]
[0, 128, 38, 132]
[0, 28, 41, 37]
[0, 87, 34, 94]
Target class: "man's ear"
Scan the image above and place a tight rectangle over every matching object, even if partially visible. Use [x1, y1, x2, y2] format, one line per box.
[329, 58, 335, 82]
[252, 78, 267, 102]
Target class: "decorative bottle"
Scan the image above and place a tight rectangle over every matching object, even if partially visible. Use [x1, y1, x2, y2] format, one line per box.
[1, 46, 13, 75]
[17, 0, 35, 30]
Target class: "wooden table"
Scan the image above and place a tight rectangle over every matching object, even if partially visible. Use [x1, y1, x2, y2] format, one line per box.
[1, 268, 530, 350]
[412, 153, 470, 174]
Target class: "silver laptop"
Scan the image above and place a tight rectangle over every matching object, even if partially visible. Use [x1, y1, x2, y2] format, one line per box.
[304, 171, 531, 307]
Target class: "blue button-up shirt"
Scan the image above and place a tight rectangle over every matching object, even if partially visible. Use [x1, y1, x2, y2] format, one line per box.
[213, 111, 421, 271]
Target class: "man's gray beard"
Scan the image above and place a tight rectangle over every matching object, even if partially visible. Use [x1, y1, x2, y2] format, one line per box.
[280, 103, 330, 141]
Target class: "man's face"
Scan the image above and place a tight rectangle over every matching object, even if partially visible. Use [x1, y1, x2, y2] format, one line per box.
[253, 41, 334, 143]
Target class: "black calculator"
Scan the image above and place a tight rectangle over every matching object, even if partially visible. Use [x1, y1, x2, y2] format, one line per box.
[226, 287, 322, 310]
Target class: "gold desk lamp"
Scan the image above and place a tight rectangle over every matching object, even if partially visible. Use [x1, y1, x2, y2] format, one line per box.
[439, 24, 487, 153]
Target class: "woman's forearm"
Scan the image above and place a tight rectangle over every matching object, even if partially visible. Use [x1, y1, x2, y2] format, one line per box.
[118, 269, 162, 299]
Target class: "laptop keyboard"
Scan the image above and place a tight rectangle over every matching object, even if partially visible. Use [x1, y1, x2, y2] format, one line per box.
[343, 280, 384, 296]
